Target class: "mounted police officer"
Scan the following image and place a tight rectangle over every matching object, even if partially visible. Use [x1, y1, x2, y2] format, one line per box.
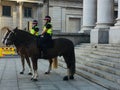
[41, 16, 53, 41]
[30, 20, 39, 36]
[40, 16, 53, 57]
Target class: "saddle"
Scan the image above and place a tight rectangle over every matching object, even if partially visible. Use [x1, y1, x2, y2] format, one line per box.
[36, 36, 53, 57]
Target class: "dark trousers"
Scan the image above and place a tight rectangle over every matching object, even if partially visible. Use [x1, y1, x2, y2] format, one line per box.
[37, 34, 53, 50]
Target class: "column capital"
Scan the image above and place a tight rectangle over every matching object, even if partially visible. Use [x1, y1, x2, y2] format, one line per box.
[17, 1, 23, 5]
[18, 1, 23, 29]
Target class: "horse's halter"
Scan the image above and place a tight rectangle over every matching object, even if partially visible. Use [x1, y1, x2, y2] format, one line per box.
[2, 30, 15, 46]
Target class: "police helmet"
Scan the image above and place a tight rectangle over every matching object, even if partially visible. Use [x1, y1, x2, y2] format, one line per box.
[33, 20, 38, 24]
[44, 16, 51, 20]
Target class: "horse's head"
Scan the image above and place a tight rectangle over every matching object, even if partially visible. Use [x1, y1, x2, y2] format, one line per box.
[2, 27, 35, 47]
[2, 27, 17, 46]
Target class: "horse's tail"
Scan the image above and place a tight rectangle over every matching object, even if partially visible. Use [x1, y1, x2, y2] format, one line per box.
[71, 48, 76, 75]
[52, 57, 58, 69]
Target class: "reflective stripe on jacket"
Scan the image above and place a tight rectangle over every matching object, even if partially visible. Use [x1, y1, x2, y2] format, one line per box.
[43, 23, 52, 35]
[30, 26, 39, 36]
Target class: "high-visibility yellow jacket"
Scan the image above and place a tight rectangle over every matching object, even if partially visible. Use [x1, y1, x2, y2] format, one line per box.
[43, 23, 52, 36]
[30, 25, 39, 36]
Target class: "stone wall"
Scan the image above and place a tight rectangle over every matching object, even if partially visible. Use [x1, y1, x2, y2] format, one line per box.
[49, 0, 83, 33]
[0, 1, 42, 46]
[53, 33, 90, 46]
[0, 0, 83, 46]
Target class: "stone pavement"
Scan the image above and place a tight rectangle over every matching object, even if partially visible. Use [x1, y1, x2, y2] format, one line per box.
[0, 57, 108, 90]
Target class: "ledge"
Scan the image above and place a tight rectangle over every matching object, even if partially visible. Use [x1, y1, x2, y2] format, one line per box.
[53, 33, 90, 45]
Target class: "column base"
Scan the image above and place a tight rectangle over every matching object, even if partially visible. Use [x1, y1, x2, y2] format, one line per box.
[80, 26, 94, 35]
[78, 30, 91, 35]
[109, 26, 120, 44]
[90, 28, 109, 44]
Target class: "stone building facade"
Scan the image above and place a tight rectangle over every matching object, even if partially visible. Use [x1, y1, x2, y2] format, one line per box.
[81, 0, 120, 44]
[1, 0, 119, 45]
[48, 0, 82, 33]
[0, 0, 82, 46]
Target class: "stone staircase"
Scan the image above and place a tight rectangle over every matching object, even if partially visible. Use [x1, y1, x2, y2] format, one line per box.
[58, 43, 120, 90]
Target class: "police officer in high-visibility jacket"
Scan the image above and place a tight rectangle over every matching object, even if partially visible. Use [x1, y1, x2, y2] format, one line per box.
[40, 16, 53, 57]
[30, 20, 39, 36]
[41, 16, 52, 40]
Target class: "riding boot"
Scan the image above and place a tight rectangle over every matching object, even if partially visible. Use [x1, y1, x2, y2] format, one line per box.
[41, 47, 47, 58]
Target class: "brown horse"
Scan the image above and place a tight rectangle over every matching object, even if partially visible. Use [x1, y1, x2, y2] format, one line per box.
[2, 27, 76, 81]
[2, 27, 54, 75]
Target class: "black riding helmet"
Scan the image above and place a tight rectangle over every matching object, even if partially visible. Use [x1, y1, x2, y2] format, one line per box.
[44, 16, 51, 21]
[33, 20, 38, 24]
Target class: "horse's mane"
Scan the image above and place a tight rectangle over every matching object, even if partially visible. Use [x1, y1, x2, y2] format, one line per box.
[14, 28, 34, 38]
[13, 28, 36, 46]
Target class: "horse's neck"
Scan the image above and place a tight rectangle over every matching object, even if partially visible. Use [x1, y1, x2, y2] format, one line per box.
[14, 31, 35, 47]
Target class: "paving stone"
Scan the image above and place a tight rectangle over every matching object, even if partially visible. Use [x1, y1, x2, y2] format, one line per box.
[0, 57, 108, 90]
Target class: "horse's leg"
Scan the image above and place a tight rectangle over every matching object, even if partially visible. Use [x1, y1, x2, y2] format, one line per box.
[62, 55, 70, 80]
[25, 56, 32, 75]
[69, 53, 75, 80]
[20, 55, 25, 74]
[31, 58, 38, 81]
[63, 54, 75, 81]
[45, 59, 52, 74]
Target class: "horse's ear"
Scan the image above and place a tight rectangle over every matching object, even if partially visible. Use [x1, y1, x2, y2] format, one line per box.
[15, 27, 18, 30]
[1, 27, 11, 32]
[13, 27, 18, 32]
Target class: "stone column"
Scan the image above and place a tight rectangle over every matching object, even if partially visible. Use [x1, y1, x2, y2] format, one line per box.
[80, 0, 97, 34]
[13, 5, 17, 28]
[91, 0, 114, 44]
[37, 3, 43, 32]
[115, 0, 120, 26]
[19, 2, 23, 29]
[109, 0, 120, 44]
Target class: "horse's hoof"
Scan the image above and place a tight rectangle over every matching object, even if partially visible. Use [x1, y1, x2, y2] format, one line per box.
[33, 79, 38, 81]
[45, 71, 50, 74]
[20, 72, 24, 74]
[28, 72, 32, 75]
[63, 76, 69, 81]
[69, 75, 74, 80]
[31, 78, 33, 80]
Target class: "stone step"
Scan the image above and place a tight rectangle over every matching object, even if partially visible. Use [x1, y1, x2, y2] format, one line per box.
[76, 69, 120, 90]
[95, 48, 120, 54]
[58, 60, 120, 90]
[92, 50, 120, 58]
[75, 47, 120, 58]
[76, 43, 120, 50]
[75, 49, 120, 63]
[75, 53, 120, 69]
[96, 44, 120, 51]
[83, 61, 120, 76]
[75, 44, 120, 54]
[77, 64, 120, 85]
[88, 53, 120, 63]
[59, 59, 120, 84]
[75, 43, 92, 47]
[73, 44, 120, 89]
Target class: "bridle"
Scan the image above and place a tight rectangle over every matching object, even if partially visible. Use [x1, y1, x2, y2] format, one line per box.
[2, 30, 15, 45]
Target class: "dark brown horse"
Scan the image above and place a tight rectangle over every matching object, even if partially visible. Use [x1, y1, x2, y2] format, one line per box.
[2, 27, 76, 81]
